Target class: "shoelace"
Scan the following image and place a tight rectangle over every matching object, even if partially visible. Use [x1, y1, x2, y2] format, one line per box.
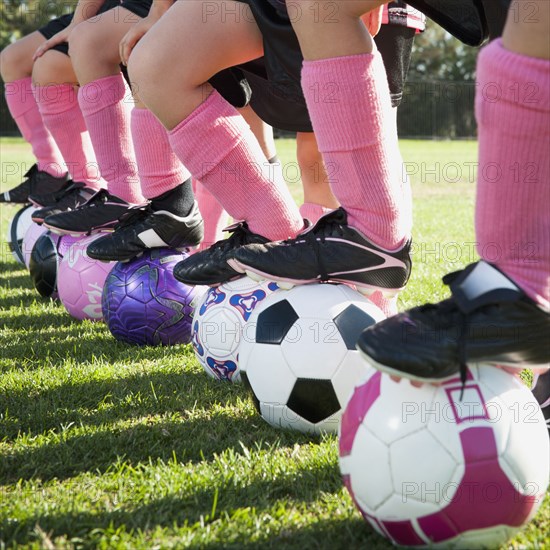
[24, 164, 39, 192]
[298, 213, 346, 282]
[114, 204, 154, 230]
[82, 189, 114, 208]
[409, 284, 469, 396]
[52, 181, 86, 203]
[212, 224, 252, 253]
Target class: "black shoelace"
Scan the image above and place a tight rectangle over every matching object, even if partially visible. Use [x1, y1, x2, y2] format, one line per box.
[114, 204, 154, 230]
[412, 298, 468, 399]
[210, 224, 252, 253]
[299, 214, 345, 282]
[52, 181, 86, 203]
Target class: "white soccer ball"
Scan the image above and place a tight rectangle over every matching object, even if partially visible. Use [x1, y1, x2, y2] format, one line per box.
[339, 365, 549, 548]
[191, 277, 280, 382]
[6, 205, 37, 265]
[239, 283, 385, 434]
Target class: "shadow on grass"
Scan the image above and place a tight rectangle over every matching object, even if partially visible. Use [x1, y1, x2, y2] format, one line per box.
[0, 317, 186, 369]
[0, 271, 32, 290]
[1, 308, 80, 331]
[2, 368, 232, 439]
[0, 402, 319, 484]
[0, 462, 391, 550]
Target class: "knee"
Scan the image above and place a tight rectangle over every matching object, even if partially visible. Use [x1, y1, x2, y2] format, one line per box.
[68, 20, 118, 67]
[127, 42, 161, 106]
[31, 50, 72, 86]
[0, 42, 32, 81]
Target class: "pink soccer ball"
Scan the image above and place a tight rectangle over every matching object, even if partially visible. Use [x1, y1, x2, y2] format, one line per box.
[339, 365, 549, 548]
[22, 221, 47, 269]
[57, 233, 116, 321]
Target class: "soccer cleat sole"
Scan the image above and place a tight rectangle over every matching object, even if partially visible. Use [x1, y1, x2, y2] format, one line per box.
[229, 259, 402, 298]
[358, 348, 534, 385]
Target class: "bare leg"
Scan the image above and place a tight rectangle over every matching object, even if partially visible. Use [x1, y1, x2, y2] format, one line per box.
[69, 7, 143, 203]
[129, 0, 302, 249]
[0, 31, 46, 82]
[69, 7, 143, 85]
[0, 32, 67, 184]
[129, 0, 263, 129]
[296, 132, 338, 209]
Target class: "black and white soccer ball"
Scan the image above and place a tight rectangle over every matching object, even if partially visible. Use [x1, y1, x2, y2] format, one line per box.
[6, 205, 37, 265]
[239, 283, 385, 434]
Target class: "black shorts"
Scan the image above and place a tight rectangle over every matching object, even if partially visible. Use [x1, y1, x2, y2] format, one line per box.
[234, 0, 415, 132]
[38, 0, 152, 56]
[406, 0, 510, 45]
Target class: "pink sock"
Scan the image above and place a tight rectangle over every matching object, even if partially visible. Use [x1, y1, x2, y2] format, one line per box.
[299, 202, 335, 225]
[4, 77, 64, 177]
[475, 40, 550, 311]
[78, 74, 144, 203]
[194, 179, 227, 251]
[168, 91, 302, 241]
[131, 108, 190, 200]
[33, 84, 105, 189]
[301, 53, 411, 250]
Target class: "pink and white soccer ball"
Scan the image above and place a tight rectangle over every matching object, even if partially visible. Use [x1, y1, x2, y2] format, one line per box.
[22, 220, 47, 269]
[57, 233, 116, 321]
[339, 365, 549, 548]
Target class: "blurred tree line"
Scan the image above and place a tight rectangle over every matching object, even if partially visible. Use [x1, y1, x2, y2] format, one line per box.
[1, 1, 77, 50]
[399, 22, 480, 138]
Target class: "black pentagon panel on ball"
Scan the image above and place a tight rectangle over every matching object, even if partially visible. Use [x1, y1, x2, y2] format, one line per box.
[256, 299, 299, 345]
[333, 304, 378, 351]
[29, 233, 58, 297]
[287, 379, 340, 424]
[240, 372, 262, 415]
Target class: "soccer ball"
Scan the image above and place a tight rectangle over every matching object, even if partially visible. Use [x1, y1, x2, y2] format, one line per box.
[239, 283, 385, 433]
[58, 234, 116, 321]
[29, 232, 82, 298]
[191, 277, 280, 382]
[22, 219, 47, 269]
[6, 205, 37, 265]
[339, 365, 550, 548]
[102, 248, 201, 345]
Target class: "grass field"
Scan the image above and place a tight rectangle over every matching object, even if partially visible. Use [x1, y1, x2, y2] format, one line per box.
[0, 137, 548, 549]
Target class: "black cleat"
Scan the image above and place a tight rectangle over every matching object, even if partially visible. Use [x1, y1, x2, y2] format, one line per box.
[173, 221, 268, 286]
[43, 189, 132, 236]
[31, 182, 96, 224]
[87, 201, 204, 262]
[357, 261, 550, 384]
[228, 208, 411, 296]
[532, 370, 550, 438]
[0, 164, 70, 204]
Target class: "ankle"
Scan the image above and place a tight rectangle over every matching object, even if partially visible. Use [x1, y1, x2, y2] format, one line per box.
[150, 179, 195, 216]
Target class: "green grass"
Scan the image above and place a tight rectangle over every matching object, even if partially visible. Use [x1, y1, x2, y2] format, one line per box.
[0, 138, 548, 549]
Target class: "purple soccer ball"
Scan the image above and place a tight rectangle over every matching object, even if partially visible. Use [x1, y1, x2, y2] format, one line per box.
[102, 248, 201, 346]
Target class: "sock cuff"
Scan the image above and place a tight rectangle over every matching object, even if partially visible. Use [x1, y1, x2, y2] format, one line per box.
[32, 83, 78, 115]
[299, 202, 335, 225]
[301, 52, 392, 152]
[168, 90, 245, 179]
[477, 39, 550, 113]
[4, 77, 36, 117]
[78, 73, 131, 116]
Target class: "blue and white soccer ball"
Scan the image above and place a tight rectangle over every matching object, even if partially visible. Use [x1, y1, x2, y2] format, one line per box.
[191, 277, 280, 382]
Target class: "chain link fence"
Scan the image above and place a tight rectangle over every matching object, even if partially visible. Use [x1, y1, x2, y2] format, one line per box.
[1, 80, 477, 139]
